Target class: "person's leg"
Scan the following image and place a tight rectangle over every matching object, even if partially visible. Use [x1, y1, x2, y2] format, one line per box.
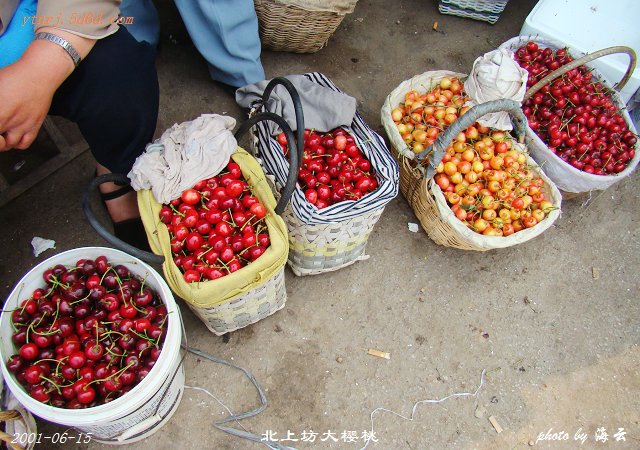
[49, 26, 159, 248]
[173, 0, 265, 87]
[119, 0, 161, 48]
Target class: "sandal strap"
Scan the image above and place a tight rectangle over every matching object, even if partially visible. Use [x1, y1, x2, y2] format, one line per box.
[100, 184, 134, 201]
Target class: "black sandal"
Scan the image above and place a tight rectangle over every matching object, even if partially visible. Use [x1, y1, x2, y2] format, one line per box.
[98, 180, 152, 253]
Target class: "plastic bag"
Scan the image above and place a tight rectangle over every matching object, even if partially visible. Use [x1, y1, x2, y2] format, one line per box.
[464, 48, 528, 130]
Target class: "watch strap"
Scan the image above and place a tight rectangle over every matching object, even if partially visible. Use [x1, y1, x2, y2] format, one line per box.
[34, 32, 82, 68]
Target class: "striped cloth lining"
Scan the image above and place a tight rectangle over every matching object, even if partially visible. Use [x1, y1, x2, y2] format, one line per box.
[255, 72, 399, 225]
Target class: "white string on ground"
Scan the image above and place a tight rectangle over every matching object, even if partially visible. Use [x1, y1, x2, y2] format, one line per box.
[183, 346, 294, 450]
[576, 189, 606, 223]
[580, 190, 595, 208]
[184, 385, 249, 433]
[360, 369, 487, 450]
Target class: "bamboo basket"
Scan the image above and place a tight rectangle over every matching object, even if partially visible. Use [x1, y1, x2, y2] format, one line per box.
[281, 202, 384, 276]
[383, 92, 562, 251]
[247, 73, 398, 274]
[438, 0, 509, 24]
[184, 267, 287, 334]
[255, 127, 391, 276]
[84, 112, 300, 335]
[254, 0, 357, 53]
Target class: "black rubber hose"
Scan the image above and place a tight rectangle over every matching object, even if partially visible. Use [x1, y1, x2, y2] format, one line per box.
[261, 76, 306, 164]
[82, 173, 165, 264]
[234, 112, 299, 215]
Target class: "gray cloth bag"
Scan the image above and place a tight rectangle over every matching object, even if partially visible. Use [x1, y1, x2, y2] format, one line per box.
[235, 74, 357, 134]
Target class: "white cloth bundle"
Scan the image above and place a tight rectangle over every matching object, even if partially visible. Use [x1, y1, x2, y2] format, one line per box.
[128, 114, 237, 204]
[464, 48, 528, 130]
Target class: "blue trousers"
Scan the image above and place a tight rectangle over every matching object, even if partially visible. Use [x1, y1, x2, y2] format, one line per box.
[50, 27, 159, 174]
[120, 0, 265, 87]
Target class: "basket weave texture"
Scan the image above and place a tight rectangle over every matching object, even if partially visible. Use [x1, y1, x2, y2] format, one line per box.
[393, 142, 561, 251]
[283, 204, 384, 275]
[438, 0, 509, 24]
[185, 267, 286, 336]
[254, 0, 347, 53]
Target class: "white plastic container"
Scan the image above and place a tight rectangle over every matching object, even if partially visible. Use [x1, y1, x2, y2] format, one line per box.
[520, 0, 640, 104]
[0, 247, 185, 445]
[500, 36, 640, 193]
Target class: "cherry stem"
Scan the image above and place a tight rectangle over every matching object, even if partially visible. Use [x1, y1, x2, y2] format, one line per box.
[169, 204, 185, 217]
[87, 362, 135, 388]
[129, 329, 157, 346]
[45, 302, 61, 334]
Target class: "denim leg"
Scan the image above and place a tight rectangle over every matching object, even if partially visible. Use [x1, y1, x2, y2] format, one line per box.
[173, 0, 265, 87]
[119, 0, 160, 48]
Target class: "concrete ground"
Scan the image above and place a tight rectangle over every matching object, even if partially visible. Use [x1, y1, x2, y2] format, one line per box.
[1, 1, 639, 449]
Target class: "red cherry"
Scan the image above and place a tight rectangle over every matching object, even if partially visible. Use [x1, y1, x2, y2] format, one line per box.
[23, 365, 44, 384]
[19, 343, 39, 361]
[183, 269, 201, 283]
[249, 203, 267, 219]
[76, 385, 96, 404]
[67, 350, 87, 369]
[181, 188, 201, 205]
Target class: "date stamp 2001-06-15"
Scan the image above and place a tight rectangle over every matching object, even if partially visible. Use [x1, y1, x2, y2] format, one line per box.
[10, 431, 93, 447]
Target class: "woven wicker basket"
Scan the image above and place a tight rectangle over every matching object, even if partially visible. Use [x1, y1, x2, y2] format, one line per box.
[382, 72, 562, 251]
[438, 0, 509, 24]
[393, 145, 561, 251]
[394, 147, 492, 250]
[245, 73, 398, 274]
[84, 113, 299, 336]
[283, 203, 384, 276]
[184, 267, 287, 335]
[254, 0, 353, 53]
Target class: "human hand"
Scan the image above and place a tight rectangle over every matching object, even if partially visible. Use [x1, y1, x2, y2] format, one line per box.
[0, 61, 56, 151]
[0, 29, 95, 151]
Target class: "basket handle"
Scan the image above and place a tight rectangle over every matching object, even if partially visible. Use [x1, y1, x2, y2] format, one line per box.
[82, 173, 165, 264]
[261, 77, 306, 155]
[245, 76, 306, 164]
[417, 99, 527, 178]
[524, 46, 637, 101]
[237, 76, 306, 213]
[234, 112, 299, 215]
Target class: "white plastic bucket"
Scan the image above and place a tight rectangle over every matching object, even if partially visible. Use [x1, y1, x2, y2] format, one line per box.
[0, 247, 185, 445]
